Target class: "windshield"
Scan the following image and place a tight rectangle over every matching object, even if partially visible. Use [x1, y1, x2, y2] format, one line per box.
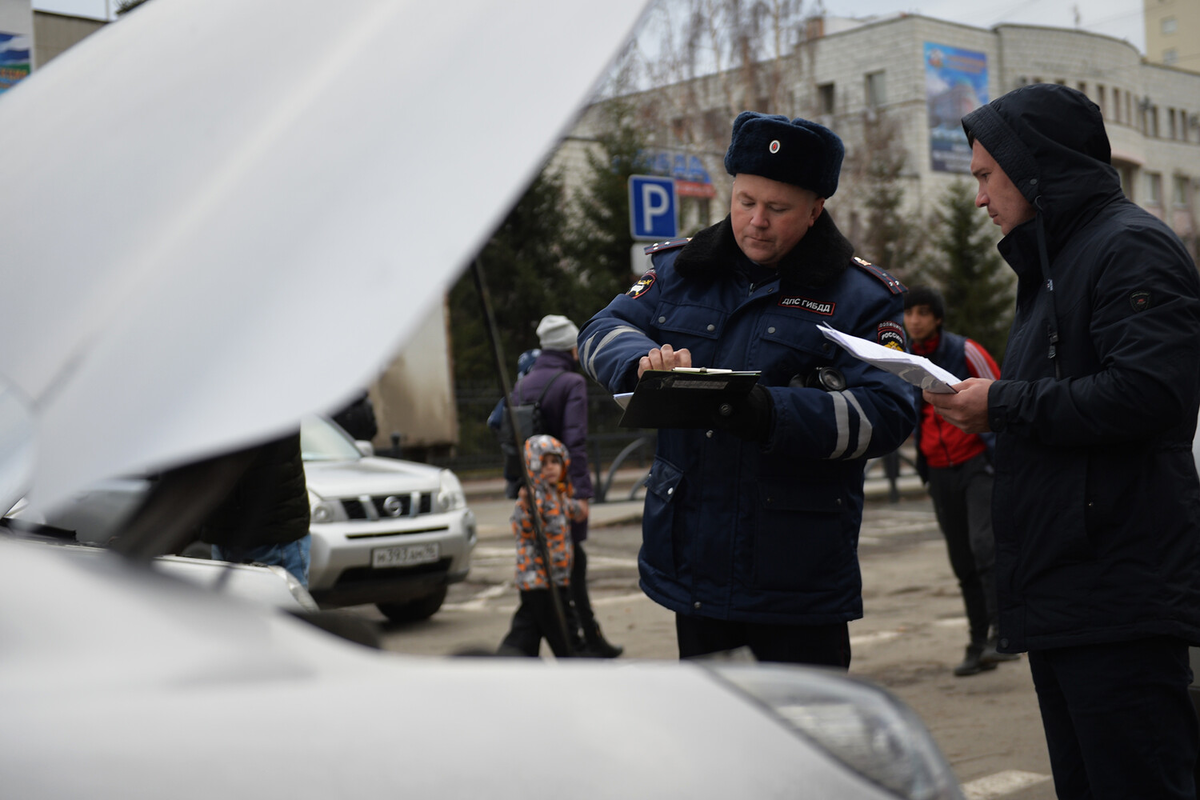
[300, 417, 362, 463]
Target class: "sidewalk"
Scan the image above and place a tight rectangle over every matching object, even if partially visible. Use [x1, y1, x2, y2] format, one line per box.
[462, 466, 926, 542]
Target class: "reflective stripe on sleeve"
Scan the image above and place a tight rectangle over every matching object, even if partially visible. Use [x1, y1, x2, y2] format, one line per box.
[829, 392, 851, 459]
[842, 390, 873, 459]
[583, 326, 643, 381]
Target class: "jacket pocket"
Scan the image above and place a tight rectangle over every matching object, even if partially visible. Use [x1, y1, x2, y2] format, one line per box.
[753, 315, 834, 384]
[653, 301, 728, 367]
[642, 457, 685, 579]
[752, 480, 851, 591]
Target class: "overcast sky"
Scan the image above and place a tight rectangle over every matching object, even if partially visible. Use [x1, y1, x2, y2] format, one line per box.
[32, 0, 1147, 53]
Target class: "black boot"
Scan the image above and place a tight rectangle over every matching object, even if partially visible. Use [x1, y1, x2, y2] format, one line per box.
[953, 642, 998, 677]
[980, 635, 1020, 666]
[584, 622, 624, 659]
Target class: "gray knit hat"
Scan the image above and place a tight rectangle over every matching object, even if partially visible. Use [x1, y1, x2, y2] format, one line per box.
[536, 315, 579, 351]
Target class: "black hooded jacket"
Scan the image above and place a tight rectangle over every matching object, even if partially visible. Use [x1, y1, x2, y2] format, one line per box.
[962, 84, 1200, 653]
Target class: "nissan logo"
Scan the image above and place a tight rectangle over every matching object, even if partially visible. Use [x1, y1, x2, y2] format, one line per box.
[382, 496, 403, 517]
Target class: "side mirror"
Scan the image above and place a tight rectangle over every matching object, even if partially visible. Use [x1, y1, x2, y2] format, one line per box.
[355, 440, 374, 458]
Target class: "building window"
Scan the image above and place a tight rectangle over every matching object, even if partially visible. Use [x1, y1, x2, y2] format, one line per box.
[1077, 81, 1087, 95]
[1113, 89, 1121, 123]
[1147, 172, 1164, 205]
[1174, 175, 1191, 208]
[1098, 85, 1106, 116]
[865, 70, 886, 108]
[1118, 164, 1135, 200]
[1164, 49, 1179, 66]
[1163, 16, 1177, 34]
[1127, 92, 1133, 126]
[1169, 108, 1177, 139]
[1182, 110, 1190, 143]
[818, 82, 835, 115]
[1150, 105, 1160, 137]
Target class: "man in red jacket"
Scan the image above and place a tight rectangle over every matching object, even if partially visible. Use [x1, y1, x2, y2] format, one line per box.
[905, 286, 1015, 676]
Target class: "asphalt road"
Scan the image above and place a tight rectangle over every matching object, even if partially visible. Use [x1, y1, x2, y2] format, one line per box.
[354, 493, 1055, 800]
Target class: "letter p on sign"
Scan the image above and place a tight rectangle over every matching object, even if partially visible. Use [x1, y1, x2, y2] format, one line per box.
[629, 175, 678, 240]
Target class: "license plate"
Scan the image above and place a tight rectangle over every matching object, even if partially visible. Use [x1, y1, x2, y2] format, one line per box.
[371, 542, 440, 568]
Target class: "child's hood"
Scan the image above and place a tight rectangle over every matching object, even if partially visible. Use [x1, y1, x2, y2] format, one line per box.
[523, 434, 571, 487]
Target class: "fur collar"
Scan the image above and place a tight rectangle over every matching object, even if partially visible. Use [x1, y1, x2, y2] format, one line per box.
[673, 211, 853, 289]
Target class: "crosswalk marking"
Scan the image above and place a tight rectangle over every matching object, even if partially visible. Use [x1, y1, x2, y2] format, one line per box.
[961, 770, 1052, 799]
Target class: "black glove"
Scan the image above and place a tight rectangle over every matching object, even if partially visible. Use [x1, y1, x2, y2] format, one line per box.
[714, 384, 773, 442]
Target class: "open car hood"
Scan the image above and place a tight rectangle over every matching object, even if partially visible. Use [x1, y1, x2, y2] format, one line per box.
[0, 0, 647, 512]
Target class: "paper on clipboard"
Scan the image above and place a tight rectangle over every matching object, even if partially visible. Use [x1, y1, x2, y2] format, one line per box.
[817, 323, 961, 393]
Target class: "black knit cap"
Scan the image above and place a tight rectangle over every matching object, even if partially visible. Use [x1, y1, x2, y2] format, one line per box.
[724, 111, 844, 198]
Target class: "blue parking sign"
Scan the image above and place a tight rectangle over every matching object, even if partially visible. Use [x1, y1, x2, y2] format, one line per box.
[629, 175, 677, 241]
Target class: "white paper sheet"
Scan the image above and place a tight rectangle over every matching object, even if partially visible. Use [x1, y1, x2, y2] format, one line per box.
[817, 323, 961, 393]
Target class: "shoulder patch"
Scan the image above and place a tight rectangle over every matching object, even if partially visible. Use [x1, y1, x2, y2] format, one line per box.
[626, 270, 656, 299]
[850, 256, 905, 295]
[1130, 290, 1152, 313]
[643, 237, 690, 256]
[877, 320, 906, 351]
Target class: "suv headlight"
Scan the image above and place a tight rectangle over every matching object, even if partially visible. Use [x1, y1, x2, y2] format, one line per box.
[436, 470, 467, 512]
[309, 490, 336, 524]
[709, 664, 964, 800]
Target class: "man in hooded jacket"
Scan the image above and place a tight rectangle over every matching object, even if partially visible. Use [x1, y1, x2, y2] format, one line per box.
[928, 83, 1200, 799]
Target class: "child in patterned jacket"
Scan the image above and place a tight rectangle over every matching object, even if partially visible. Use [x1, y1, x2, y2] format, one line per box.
[498, 434, 588, 657]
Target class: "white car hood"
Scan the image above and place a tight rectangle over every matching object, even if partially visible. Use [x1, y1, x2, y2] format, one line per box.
[0, 0, 648, 512]
[304, 457, 443, 498]
[0, 537, 897, 800]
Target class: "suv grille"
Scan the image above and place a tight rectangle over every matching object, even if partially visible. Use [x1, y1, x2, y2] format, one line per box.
[338, 492, 435, 521]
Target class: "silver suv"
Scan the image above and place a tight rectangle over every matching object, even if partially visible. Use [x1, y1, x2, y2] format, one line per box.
[302, 416, 476, 622]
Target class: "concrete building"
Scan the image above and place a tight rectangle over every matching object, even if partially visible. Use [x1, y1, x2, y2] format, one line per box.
[33, 10, 105, 68]
[1145, 0, 1200, 70]
[556, 13, 1200, 265]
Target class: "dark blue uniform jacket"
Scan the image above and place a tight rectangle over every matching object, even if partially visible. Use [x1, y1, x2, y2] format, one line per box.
[579, 212, 914, 624]
[964, 85, 1200, 653]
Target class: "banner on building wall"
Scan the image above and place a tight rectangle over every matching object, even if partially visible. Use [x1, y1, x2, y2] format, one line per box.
[0, 32, 31, 94]
[925, 42, 988, 174]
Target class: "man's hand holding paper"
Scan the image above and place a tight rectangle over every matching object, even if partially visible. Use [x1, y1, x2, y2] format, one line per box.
[924, 379, 993, 434]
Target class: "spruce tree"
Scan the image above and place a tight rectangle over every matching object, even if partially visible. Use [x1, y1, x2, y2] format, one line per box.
[446, 168, 577, 389]
[923, 180, 1014, 363]
[566, 102, 654, 319]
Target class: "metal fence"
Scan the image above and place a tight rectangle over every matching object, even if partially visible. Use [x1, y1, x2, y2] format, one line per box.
[430, 380, 656, 487]
[432, 378, 919, 504]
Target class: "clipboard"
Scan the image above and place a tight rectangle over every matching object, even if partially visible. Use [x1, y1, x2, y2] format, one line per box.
[618, 368, 762, 429]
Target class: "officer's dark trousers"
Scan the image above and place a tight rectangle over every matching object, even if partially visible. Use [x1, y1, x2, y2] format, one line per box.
[926, 453, 995, 644]
[1028, 637, 1197, 800]
[500, 587, 574, 658]
[675, 615, 850, 668]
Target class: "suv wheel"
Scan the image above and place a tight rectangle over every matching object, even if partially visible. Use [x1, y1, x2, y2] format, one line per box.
[376, 586, 447, 623]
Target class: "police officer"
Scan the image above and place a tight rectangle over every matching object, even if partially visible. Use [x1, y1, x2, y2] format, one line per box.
[578, 112, 915, 667]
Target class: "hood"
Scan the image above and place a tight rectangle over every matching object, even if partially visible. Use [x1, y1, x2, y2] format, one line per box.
[0, 0, 649, 514]
[961, 83, 1124, 249]
[524, 434, 571, 490]
[304, 457, 442, 499]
